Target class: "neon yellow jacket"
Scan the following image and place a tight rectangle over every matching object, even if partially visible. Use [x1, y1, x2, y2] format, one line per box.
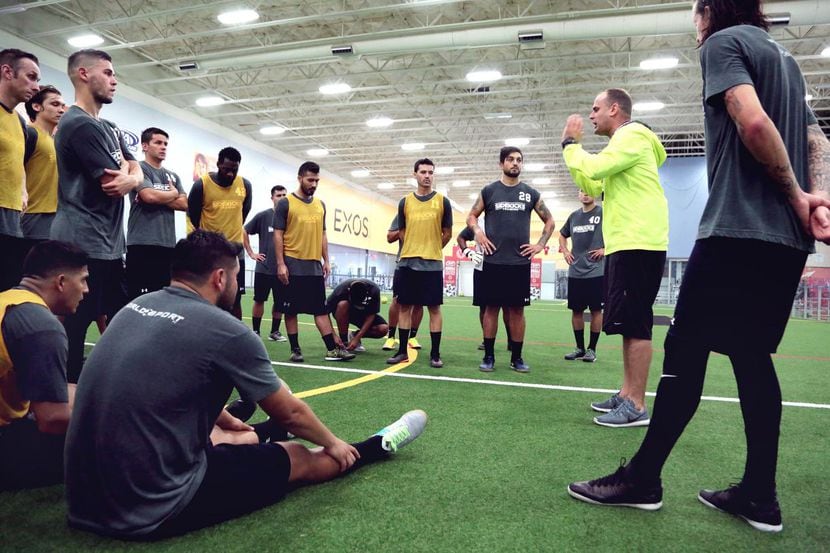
[563, 122, 669, 255]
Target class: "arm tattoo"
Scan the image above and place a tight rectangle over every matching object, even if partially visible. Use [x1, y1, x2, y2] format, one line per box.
[534, 199, 554, 245]
[807, 124, 830, 195]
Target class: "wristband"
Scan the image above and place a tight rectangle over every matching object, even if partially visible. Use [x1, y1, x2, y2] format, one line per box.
[561, 137, 578, 149]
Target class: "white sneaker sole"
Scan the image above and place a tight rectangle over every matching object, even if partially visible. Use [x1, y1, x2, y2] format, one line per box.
[697, 493, 783, 533]
[567, 486, 662, 510]
[593, 416, 650, 428]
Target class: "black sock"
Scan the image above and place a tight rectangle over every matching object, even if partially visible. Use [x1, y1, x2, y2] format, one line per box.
[388, 326, 397, 338]
[271, 317, 281, 334]
[511, 341, 524, 362]
[322, 333, 337, 351]
[251, 418, 289, 443]
[288, 333, 300, 350]
[430, 331, 441, 359]
[339, 332, 349, 345]
[588, 331, 600, 350]
[252, 316, 262, 334]
[396, 328, 410, 356]
[349, 435, 389, 471]
[484, 337, 495, 357]
[410, 327, 418, 338]
[574, 329, 585, 350]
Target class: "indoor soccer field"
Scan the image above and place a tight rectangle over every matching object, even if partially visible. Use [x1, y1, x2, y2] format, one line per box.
[3, 295, 828, 552]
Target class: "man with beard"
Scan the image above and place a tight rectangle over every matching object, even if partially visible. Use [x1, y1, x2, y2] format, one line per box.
[187, 146, 252, 319]
[467, 147, 555, 373]
[65, 230, 427, 539]
[0, 49, 41, 292]
[274, 161, 354, 362]
[51, 49, 143, 383]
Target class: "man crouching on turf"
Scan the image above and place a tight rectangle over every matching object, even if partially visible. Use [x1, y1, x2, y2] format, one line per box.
[65, 230, 427, 539]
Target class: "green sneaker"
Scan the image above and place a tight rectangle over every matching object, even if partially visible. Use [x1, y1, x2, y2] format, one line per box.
[374, 409, 428, 452]
[325, 347, 356, 361]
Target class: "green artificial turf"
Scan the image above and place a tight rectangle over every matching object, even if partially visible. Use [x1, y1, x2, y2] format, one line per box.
[3, 296, 828, 552]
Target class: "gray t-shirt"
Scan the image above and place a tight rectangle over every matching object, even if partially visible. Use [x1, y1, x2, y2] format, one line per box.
[244, 208, 277, 274]
[560, 205, 604, 279]
[2, 298, 68, 404]
[0, 207, 21, 238]
[65, 286, 280, 538]
[273, 195, 325, 277]
[126, 162, 184, 248]
[50, 107, 135, 260]
[699, 25, 816, 253]
[20, 212, 55, 240]
[479, 180, 540, 265]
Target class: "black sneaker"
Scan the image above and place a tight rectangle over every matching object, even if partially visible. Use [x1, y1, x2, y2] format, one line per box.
[225, 398, 256, 422]
[568, 464, 663, 510]
[698, 485, 782, 532]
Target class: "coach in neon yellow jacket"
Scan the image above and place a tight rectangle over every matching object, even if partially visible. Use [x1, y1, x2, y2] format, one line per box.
[561, 88, 668, 429]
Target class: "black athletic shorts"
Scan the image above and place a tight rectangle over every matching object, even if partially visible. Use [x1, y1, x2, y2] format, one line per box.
[568, 276, 604, 312]
[147, 442, 292, 539]
[348, 311, 387, 329]
[80, 257, 128, 320]
[473, 262, 531, 307]
[391, 268, 401, 298]
[235, 254, 246, 303]
[0, 234, 26, 292]
[0, 416, 65, 491]
[253, 272, 280, 303]
[603, 250, 665, 340]
[669, 237, 807, 355]
[276, 275, 327, 315]
[126, 245, 174, 299]
[395, 267, 443, 306]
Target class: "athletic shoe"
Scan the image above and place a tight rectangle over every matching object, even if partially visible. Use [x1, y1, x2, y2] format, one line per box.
[429, 357, 443, 368]
[386, 352, 409, 364]
[568, 464, 663, 510]
[289, 348, 304, 363]
[593, 398, 650, 428]
[382, 337, 399, 351]
[698, 485, 783, 533]
[225, 398, 256, 422]
[477, 341, 485, 351]
[408, 337, 422, 349]
[510, 358, 530, 373]
[582, 348, 597, 363]
[347, 331, 366, 353]
[325, 347, 356, 361]
[268, 330, 287, 342]
[479, 355, 495, 372]
[374, 409, 428, 452]
[591, 392, 622, 413]
[564, 348, 586, 360]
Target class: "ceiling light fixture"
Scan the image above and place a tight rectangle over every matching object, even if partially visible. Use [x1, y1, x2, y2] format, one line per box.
[504, 137, 530, 147]
[351, 169, 370, 178]
[259, 125, 285, 135]
[307, 148, 329, 157]
[633, 101, 665, 111]
[435, 167, 455, 175]
[319, 83, 352, 95]
[466, 70, 502, 83]
[366, 117, 393, 128]
[525, 163, 547, 172]
[639, 57, 679, 70]
[401, 143, 425, 151]
[532, 178, 551, 186]
[541, 191, 557, 199]
[452, 180, 470, 188]
[484, 113, 512, 120]
[377, 182, 395, 190]
[68, 34, 104, 48]
[217, 9, 259, 25]
[822, 47, 830, 58]
[195, 96, 225, 107]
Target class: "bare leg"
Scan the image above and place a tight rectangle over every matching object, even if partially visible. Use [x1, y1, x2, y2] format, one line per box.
[620, 337, 652, 411]
[427, 305, 442, 332]
[482, 305, 500, 338]
[285, 314, 299, 334]
[589, 309, 603, 333]
[411, 304, 424, 330]
[506, 306, 525, 342]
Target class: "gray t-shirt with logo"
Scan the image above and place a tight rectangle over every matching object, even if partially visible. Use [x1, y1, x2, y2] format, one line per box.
[479, 180, 540, 265]
[50, 106, 135, 260]
[65, 286, 280, 538]
[127, 162, 184, 248]
[560, 205, 604, 279]
[244, 208, 277, 274]
[699, 25, 816, 253]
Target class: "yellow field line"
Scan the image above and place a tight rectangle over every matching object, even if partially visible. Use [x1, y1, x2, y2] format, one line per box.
[294, 348, 417, 399]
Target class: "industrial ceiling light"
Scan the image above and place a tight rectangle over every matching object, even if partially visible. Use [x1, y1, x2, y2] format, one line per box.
[483, 113, 512, 120]
[541, 191, 557, 199]
[504, 137, 530, 147]
[452, 180, 471, 188]
[217, 9, 259, 25]
[435, 166, 455, 175]
[639, 57, 679, 70]
[307, 148, 329, 157]
[195, 96, 225, 107]
[259, 126, 286, 135]
[351, 169, 371, 178]
[178, 61, 199, 71]
[632, 101, 665, 111]
[822, 47, 830, 58]
[525, 163, 547, 172]
[377, 182, 395, 190]
[68, 34, 104, 48]
[466, 70, 502, 83]
[532, 178, 551, 186]
[319, 83, 352, 95]
[331, 45, 354, 55]
[401, 143, 425, 151]
[366, 117, 394, 128]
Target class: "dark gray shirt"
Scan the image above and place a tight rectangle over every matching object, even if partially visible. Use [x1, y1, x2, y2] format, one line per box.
[127, 162, 184, 248]
[244, 208, 277, 274]
[65, 286, 280, 538]
[273, 195, 326, 276]
[560, 205, 604, 279]
[50, 107, 135, 260]
[479, 180, 540, 265]
[20, 213, 55, 240]
[699, 25, 816, 253]
[0, 207, 21, 238]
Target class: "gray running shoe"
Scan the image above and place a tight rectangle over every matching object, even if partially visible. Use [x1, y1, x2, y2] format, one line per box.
[479, 355, 495, 372]
[593, 398, 650, 428]
[325, 347, 356, 361]
[429, 357, 444, 368]
[582, 348, 597, 363]
[289, 348, 304, 363]
[374, 409, 428, 452]
[564, 348, 586, 360]
[510, 358, 530, 373]
[591, 392, 622, 413]
[268, 330, 288, 342]
[386, 352, 409, 364]
[347, 331, 366, 352]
